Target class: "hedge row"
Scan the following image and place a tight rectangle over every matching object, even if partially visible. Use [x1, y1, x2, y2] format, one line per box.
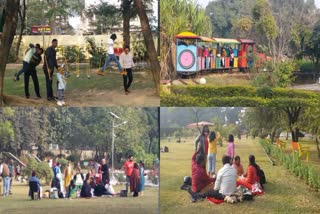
[160, 93, 318, 107]
[169, 85, 320, 100]
[259, 140, 320, 190]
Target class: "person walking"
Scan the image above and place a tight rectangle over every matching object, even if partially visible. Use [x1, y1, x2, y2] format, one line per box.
[119, 45, 135, 95]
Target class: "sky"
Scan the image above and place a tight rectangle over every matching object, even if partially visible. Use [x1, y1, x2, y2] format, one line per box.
[198, 0, 320, 8]
[69, 0, 159, 31]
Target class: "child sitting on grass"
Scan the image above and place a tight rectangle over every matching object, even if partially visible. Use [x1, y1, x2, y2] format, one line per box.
[56, 66, 67, 106]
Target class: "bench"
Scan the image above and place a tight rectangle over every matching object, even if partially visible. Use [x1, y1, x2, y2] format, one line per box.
[291, 142, 310, 162]
[276, 138, 286, 150]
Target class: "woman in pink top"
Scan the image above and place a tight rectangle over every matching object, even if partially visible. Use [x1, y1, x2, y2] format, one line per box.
[226, 134, 235, 162]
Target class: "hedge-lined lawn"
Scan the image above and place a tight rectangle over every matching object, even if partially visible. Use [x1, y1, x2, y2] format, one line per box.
[160, 85, 320, 107]
[0, 182, 158, 214]
[275, 139, 320, 175]
[160, 138, 320, 214]
[3, 64, 159, 107]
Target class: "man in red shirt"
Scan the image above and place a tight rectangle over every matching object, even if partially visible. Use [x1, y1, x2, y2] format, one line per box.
[188, 150, 215, 202]
[122, 155, 134, 193]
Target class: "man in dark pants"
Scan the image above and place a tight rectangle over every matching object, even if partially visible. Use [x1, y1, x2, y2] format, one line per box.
[101, 158, 110, 186]
[24, 48, 43, 99]
[43, 39, 59, 101]
[14, 43, 40, 81]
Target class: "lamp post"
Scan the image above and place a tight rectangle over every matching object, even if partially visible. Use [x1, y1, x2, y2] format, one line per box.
[109, 112, 127, 178]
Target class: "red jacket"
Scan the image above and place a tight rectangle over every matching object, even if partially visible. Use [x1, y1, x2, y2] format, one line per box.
[191, 151, 214, 192]
[123, 160, 134, 176]
[245, 165, 260, 184]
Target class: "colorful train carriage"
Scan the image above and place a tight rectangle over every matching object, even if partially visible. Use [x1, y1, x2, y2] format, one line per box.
[176, 32, 215, 75]
[175, 32, 266, 76]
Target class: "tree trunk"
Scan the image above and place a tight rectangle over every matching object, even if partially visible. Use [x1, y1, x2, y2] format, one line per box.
[15, 0, 26, 60]
[133, 0, 160, 95]
[0, 0, 20, 105]
[316, 136, 320, 158]
[122, 0, 131, 47]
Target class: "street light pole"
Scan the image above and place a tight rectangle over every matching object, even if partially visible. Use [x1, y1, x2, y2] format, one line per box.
[111, 116, 115, 177]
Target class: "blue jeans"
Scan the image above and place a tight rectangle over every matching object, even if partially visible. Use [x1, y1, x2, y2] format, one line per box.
[207, 153, 216, 173]
[3, 176, 10, 196]
[126, 176, 131, 192]
[100, 54, 122, 72]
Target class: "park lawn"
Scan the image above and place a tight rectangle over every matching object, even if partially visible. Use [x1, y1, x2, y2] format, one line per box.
[3, 64, 159, 106]
[160, 137, 320, 214]
[172, 73, 251, 86]
[0, 182, 158, 214]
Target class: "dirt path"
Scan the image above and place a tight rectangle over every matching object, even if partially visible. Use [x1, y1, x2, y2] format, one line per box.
[4, 89, 159, 107]
[291, 83, 320, 92]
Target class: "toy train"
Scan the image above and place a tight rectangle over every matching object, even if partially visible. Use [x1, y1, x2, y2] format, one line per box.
[176, 32, 270, 76]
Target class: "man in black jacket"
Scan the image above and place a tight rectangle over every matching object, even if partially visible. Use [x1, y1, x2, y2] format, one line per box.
[101, 158, 110, 185]
[24, 47, 43, 99]
[43, 39, 59, 101]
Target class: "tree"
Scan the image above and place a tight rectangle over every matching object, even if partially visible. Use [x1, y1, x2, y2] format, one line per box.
[133, 0, 160, 95]
[0, 0, 20, 105]
[300, 107, 320, 158]
[252, 0, 278, 62]
[15, 0, 26, 59]
[283, 107, 302, 142]
[86, 2, 121, 34]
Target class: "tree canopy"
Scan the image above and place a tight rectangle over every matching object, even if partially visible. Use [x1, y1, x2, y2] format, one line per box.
[0, 107, 159, 167]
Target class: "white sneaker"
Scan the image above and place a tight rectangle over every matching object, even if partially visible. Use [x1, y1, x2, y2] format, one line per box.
[62, 101, 66, 105]
[57, 101, 63, 106]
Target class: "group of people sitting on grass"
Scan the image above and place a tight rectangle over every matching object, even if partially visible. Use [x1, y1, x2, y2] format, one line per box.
[181, 125, 265, 204]
[28, 156, 146, 200]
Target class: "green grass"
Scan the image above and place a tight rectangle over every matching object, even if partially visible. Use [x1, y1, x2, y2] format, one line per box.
[204, 74, 251, 86]
[5, 65, 154, 94]
[160, 138, 320, 214]
[0, 182, 158, 214]
[3, 64, 158, 106]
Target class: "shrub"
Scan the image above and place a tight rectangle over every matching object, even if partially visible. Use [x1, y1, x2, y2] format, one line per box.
[66, 154, 80, 163]
[57, 46, 86, 63]
[256, 86, 274, 99]
[251, 72, 273, 87]
[296, 59, 316, 73]
[271, 60, 297, 87]
[161, 85, 320, 107]
[21, 158, 53, 185]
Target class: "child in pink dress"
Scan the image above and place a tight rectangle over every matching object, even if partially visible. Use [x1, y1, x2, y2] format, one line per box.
[226, 134, 235, 163]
